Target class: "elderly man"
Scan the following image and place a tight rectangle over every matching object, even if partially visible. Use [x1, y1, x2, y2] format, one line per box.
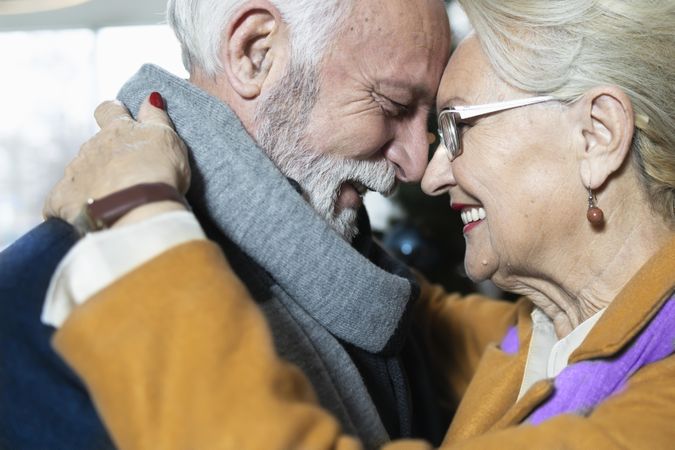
[0, 0, 450, 448]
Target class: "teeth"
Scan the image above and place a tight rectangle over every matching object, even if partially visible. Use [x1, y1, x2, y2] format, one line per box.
[461, 207, 486, 225]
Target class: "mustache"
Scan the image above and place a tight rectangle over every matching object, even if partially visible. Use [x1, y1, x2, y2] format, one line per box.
[305, 152, 397, 198]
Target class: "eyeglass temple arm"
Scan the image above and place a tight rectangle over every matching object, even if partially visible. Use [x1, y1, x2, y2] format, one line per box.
[453, 96, 555, 120]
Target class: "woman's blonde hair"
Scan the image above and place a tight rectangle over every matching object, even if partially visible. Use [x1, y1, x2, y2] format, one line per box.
[458, 0, 675, 223]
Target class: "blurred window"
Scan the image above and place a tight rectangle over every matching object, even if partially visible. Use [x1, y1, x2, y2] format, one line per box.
[0, 25, 185, 249]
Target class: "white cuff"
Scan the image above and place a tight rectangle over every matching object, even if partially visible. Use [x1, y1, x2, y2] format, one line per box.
[42, 210, 206, 328]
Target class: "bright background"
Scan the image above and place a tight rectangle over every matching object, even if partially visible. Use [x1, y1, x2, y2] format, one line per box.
[0, 0, 486, 296]
[0, 21, 186, 249]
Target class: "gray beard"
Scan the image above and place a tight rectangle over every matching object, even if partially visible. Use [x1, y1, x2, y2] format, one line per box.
[254, 62, 396, 242]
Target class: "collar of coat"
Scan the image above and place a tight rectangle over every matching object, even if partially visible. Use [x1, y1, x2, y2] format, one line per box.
[116, 64, 416, 355]
[447, 235, 675, 442]
[571, 235, 675, 362]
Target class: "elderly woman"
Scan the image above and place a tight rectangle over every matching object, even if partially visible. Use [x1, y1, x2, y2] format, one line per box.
[47, 0, 674, 448]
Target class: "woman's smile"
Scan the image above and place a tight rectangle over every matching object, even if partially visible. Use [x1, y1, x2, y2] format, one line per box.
[452, 202, 486, 233]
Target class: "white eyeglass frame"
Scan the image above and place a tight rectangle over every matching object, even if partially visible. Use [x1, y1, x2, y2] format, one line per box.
[437, 95, 557, 161]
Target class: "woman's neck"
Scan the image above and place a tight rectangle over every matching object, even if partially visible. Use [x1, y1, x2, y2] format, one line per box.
[512, 203, 672, 339]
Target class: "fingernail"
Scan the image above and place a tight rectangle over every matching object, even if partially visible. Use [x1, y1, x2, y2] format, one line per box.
[149, 91, 165, 110]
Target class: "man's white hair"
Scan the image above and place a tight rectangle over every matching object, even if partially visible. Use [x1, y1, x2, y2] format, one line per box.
[167, 0, 353, 77]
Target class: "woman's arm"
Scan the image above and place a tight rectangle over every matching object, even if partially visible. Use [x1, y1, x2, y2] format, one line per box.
[53, 239, 675, 450]
[53, 239, 384, 450]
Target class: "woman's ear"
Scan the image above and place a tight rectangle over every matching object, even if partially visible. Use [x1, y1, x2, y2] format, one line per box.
[221, 1, 288, 99]
[576, 86, 635, 189]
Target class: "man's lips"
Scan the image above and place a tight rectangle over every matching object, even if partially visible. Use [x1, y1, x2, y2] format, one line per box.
[336, 177, 396, 213]
[350, 180, 368, 196]
[336, 181, 366, 211]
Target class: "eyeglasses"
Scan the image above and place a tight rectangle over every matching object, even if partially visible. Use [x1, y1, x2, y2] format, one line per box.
[437, 96, 557, 161]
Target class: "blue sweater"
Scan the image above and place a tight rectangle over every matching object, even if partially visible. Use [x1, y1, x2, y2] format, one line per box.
[0, 219, 114, 450]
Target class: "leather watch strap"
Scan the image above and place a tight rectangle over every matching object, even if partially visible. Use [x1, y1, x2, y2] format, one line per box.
[74, 183, 188, 235]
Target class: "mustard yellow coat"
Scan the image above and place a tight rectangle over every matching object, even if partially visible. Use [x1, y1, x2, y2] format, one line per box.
[53, 237, 675, 449]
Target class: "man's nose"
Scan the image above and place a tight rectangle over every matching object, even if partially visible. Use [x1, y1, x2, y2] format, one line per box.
[383, 114, 431, 182]
[421, 143, 456, 196]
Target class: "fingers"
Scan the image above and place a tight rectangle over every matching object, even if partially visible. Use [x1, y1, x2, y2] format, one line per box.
[137, 91, 175, 129]
[94, 93, 175, 131]
[95, 100, 132, 129]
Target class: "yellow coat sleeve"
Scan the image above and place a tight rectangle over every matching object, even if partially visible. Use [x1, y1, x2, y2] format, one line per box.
[52, 240, 369, 450]
[53, 240, 675, 450]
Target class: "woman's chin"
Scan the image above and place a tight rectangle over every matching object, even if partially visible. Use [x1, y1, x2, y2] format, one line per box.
[463, 242, 499, 282]
[463, 257, 497, 284]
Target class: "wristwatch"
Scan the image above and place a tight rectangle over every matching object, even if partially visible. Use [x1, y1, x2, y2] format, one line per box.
[73, 183, 189, 236]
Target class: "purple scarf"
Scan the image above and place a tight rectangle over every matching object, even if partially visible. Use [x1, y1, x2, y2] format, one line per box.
[499, 295, 675, 425]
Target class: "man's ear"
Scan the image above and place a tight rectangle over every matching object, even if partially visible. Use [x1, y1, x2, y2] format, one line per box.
[576, 86, 635, 189]
[222, 2, 287, 99]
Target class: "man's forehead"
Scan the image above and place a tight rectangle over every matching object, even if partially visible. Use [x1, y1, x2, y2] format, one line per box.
[409, 31, 442, 50]
[353, 0, 447, 36]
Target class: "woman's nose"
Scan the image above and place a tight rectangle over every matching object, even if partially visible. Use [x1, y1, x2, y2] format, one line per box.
[421, 143, 456, 196]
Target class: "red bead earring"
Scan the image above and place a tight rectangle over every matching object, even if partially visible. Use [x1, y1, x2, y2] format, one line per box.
[586, 186, 604, 226]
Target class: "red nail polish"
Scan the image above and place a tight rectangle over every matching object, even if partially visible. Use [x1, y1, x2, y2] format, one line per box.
[149, 91, 165, 110]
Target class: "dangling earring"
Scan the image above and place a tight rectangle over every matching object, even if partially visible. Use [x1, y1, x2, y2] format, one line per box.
[586, 186, 604, 226]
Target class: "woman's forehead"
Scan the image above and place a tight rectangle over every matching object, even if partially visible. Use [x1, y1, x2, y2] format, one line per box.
[436, 36, 509, 110]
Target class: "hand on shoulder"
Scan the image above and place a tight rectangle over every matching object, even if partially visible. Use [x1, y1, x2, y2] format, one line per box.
[43, 92, 192, 228]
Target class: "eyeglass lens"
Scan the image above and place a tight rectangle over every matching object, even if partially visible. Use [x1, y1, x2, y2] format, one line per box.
[438, 112, 459, 161]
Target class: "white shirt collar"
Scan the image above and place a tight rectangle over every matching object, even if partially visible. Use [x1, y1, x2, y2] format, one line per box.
[517, 306, 606, 400]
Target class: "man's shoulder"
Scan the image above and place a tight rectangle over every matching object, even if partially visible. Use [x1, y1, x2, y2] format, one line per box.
[0, 218, 78, 283]
[0, 220, 114, 448]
